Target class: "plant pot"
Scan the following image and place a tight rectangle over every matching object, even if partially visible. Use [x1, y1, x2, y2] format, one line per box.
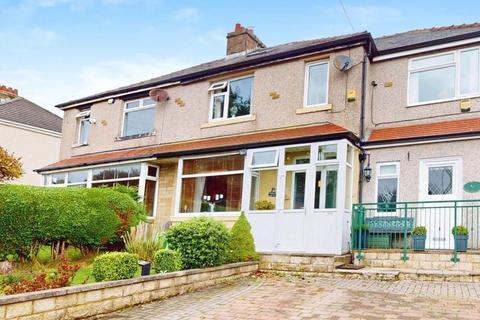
[454, 235, 468, 252]
[412, 235, 426, 251]
[354, 230, 369, 249]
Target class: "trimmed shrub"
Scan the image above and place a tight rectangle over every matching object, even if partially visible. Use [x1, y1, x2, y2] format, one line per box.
[0, 185, 146, 258]
[226, 212, 258, 263]
[452, 225, 469, 236]
[154, 249, 183, 273]
[92, 252, 138, 282]
[166, 217, 230, 269]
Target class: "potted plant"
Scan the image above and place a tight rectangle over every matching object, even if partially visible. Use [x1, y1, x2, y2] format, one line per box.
[412, 226, 427, 251]
[452, 225, 469, 252]
[353, 224, 369, 249]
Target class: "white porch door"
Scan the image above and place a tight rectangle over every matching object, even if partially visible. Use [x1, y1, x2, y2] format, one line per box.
[418, 158, 462, 250]
[275, 167, 309, 252]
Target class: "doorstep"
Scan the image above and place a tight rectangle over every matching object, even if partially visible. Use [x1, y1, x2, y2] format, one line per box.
[332, 267, 480, 282]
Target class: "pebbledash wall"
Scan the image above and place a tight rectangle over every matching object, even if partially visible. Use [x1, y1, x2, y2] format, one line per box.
[0, 262, 258, 320]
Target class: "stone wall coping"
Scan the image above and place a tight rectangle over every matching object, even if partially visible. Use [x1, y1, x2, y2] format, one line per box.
[0, 261, 258, 306]
[259, 252, 350, 258]
[361, 249, 480, 255]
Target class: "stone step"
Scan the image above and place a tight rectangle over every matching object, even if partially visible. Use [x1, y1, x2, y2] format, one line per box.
[332, 267, 480, 282]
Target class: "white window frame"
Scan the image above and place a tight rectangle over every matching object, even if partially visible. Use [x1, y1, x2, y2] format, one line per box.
[303, 60, 330, 108]
[43, 162, 159, 219]
[375, 162, 400, 204]
[77, 113, 91, 145]
[175, 152, 246, 216]
[419, 157, 463, 201]
[208, 75, 254, 121]
[250, 147, 280, 168]
[407, 47, 480, 106]
[121, 97, 156, 137]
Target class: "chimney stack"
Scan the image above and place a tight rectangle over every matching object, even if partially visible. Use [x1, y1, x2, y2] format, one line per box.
[0, 85, 18, 102]
[226, 23, 266, 56]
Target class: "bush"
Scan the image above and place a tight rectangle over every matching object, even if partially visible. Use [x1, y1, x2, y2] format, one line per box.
[154, 249, 183, 273]
[226, 212, 257, 263]
[0, 185, 146, 258]
[452, 225, 469, 236]
[0, 146, 23, 183]
[123, 226, 167, 262]
[92, 252, 138, 282]
[4, 257, 79, 294]
[412, 226, 427, 236]
[166, 217, 230, 269]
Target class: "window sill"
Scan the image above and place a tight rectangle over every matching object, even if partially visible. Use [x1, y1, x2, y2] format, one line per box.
[407, 94, 480, 107]
[115, 131, 156, 141]
[296, 104, 332, 114]
[72, 143, 88, 148]
[201, 115, 256, 129]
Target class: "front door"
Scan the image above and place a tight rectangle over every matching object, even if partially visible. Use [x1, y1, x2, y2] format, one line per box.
[418, 157, 462, 249]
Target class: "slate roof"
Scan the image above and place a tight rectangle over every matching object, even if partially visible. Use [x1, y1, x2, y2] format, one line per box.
[374, 23, 480, 53]
[368, 117, 480, 144]
[55, 32, 371, 109]
[0, 97, 62, 133]
[37, 123, 352, 172]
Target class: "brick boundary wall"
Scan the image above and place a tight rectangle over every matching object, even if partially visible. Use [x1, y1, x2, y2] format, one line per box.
[0, 261, 258, 320]
[259, 253, 352, 273]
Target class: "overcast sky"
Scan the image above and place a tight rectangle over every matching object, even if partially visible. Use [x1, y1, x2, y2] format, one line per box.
[1, 0, 480, 117]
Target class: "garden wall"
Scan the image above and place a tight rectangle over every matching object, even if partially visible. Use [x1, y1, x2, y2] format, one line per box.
[259, 253, 351, 273]
[0, 262, 258, 320]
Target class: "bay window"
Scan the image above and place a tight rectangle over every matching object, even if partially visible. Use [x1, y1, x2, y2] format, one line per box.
[408, 48, 480, 105]
[208, 76, 253, 121]
[179, 154, 244, 213]
[43, 162, 159, 217]
[122, 98, 156, 137]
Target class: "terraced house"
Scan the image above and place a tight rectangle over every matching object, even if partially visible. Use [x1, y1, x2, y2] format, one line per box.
[38, 23, 480, 260]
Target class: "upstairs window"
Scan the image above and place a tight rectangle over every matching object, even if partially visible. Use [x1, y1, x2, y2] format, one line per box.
[409, 48, 480, 105]
[122, 98, 156, 137]
[76, 110, 91, 145]
[209, 76, 253, 121]
[304, 61, 329, 107]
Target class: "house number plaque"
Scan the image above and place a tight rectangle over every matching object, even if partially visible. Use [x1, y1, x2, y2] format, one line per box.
[464, 181, 480, 193]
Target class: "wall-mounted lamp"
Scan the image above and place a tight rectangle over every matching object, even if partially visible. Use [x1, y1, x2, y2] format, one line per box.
[363, 153, 372, 183]
[268, 188, 276, 197]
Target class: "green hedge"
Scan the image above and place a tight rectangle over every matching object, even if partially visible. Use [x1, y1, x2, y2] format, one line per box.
[166, 217, 230, 269]
[154, 249, 183, 273]
[0, 185, 146, 257]
[92, 252, 138, 281]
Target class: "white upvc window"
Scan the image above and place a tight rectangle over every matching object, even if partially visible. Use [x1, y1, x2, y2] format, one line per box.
[209, 75, 254, 121]
[304, 60, 329, 107]
[76, 110, 91, 145]
[250, 148, 279, 168]
[375, 162, 400, 212]
[43, 162, 159, 218]
[122, 97, 156, 137]
[408, 47, 480, 105]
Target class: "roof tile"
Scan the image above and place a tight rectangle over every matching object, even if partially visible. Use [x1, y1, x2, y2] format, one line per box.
[39, 123, 349, 172]
[368, 117, 480, 143]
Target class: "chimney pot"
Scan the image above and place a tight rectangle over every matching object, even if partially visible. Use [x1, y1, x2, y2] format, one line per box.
[0, 84, 18, 100]
[235, 23, 242, 32]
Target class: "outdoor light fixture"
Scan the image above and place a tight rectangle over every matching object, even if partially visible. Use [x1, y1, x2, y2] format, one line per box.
[363, 153, 372, 183]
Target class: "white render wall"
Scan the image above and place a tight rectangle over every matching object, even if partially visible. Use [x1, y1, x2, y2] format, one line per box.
[0, 121, 61, 185]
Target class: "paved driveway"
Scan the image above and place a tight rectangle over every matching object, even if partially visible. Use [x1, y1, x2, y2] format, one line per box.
[100, 274, 480, 320]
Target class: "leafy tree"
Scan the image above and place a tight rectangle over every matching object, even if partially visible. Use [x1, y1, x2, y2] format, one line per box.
[0, 147, 23, 183]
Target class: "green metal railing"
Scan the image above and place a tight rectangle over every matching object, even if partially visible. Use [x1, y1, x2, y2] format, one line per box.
[352, 200, 480, 263]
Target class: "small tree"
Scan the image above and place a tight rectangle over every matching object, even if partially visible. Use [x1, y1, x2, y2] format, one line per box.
[0, 147, 23, 183]
[226, 212, 258, 263]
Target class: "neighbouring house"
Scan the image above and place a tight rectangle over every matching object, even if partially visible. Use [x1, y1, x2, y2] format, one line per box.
[0, 86, 62, 185]
[37, 23, 480, 257]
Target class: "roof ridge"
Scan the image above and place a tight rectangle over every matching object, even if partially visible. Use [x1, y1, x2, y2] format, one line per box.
[375, 22, 480, 40]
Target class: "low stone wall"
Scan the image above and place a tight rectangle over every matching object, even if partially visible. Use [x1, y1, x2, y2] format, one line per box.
[259, 253, 351, 273]
[0, 262, 258, 320]
[356, 250, 480, 272]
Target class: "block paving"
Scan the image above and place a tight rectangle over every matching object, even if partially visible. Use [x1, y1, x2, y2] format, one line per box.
[99, 274, 480, 319]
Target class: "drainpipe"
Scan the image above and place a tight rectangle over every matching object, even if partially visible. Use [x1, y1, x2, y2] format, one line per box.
[357, 41, 371, 204]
